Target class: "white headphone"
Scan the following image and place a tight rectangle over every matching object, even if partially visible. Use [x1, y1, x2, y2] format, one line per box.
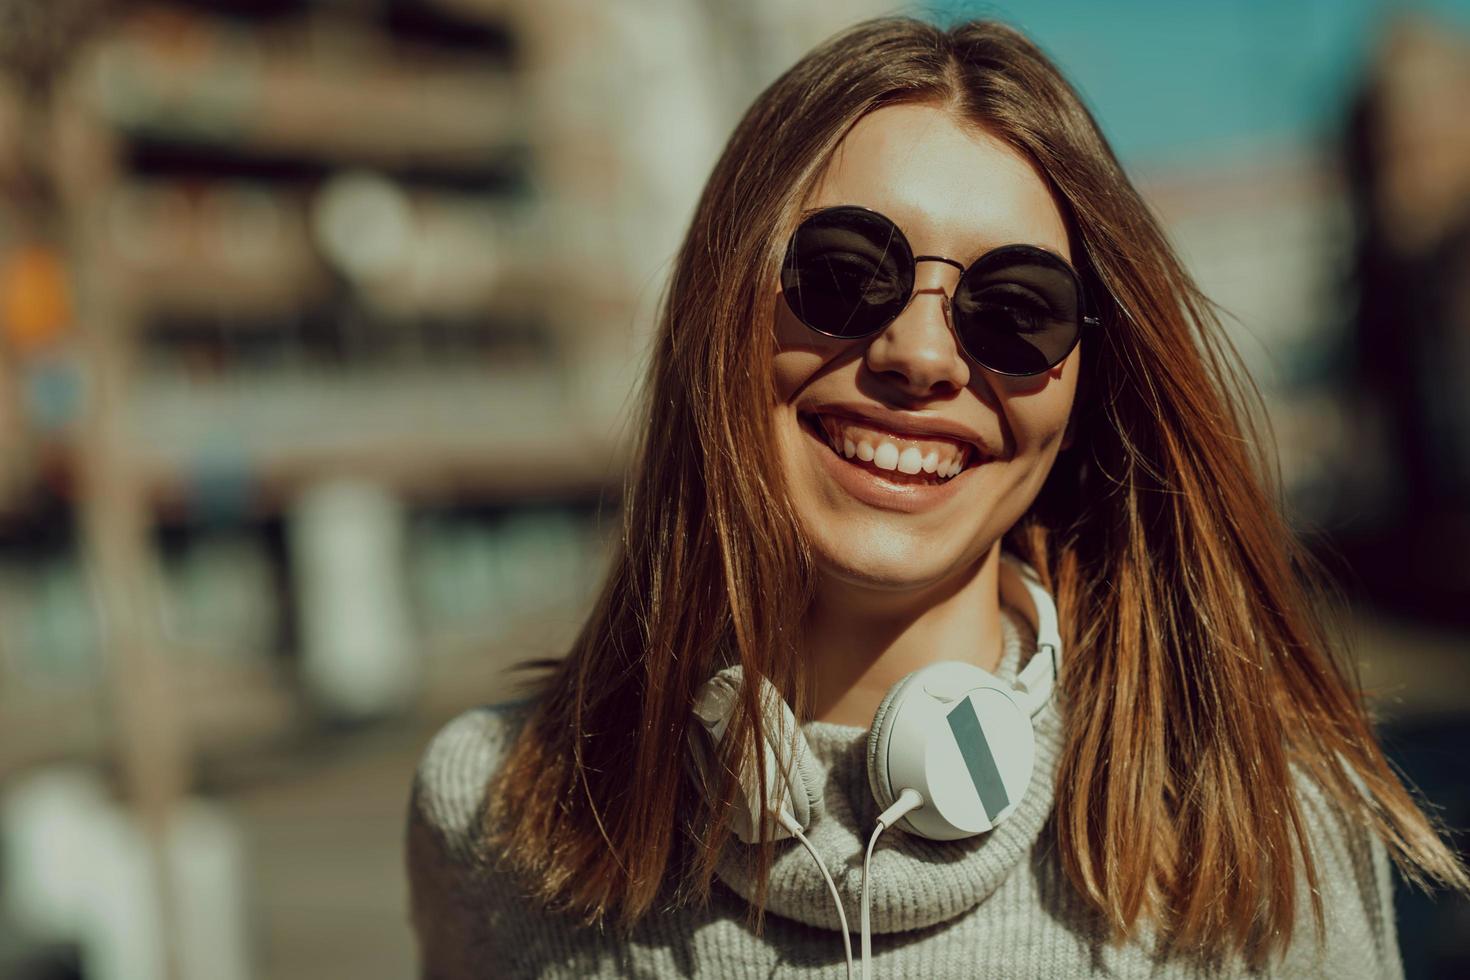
[687, 553, 1061, 978]
[687, 551, 1061, 846]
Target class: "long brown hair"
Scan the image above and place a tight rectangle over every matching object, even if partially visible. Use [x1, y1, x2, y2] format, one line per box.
[484, 15, 1466, 963]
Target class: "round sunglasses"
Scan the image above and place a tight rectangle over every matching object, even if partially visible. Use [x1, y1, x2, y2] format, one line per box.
[780, 205, 1100, 377]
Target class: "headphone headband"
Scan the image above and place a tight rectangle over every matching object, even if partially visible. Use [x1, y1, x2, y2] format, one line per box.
[997, 554, 1061, 717]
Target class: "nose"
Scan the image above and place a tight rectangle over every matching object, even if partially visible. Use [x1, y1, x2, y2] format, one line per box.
[863, 261, 971, 396]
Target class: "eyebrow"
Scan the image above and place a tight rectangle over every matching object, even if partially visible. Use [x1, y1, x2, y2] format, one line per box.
[791, 204, 1077, 272]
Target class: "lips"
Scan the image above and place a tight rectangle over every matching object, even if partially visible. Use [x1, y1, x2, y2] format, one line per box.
[801, 404, 990, 458]
[797, 410, 979, 510]
[810, 414, 971, 479]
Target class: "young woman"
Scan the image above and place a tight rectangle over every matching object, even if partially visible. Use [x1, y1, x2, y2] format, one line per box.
[407, 16, 1465, 978]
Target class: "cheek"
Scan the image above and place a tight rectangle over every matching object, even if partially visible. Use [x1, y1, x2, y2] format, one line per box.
[1012, 389, 1075, 447]
[772, 351, 817, 404]
[770, 292, 857, 404]
[990, 350, 1080, 453]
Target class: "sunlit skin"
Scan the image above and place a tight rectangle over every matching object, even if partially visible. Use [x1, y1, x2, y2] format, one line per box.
[769, 103, 1082, 726]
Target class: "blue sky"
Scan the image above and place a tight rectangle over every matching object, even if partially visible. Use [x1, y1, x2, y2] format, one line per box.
[919, 0, 1470, 166]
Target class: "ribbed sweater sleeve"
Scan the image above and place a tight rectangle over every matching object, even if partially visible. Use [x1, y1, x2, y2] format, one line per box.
[406, 702, 531, 979]
[1273, 766, 1406, 979]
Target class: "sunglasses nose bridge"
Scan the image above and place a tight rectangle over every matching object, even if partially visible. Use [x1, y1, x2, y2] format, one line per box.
[907, 255, 963, 327]
[906, 285, 953, 330]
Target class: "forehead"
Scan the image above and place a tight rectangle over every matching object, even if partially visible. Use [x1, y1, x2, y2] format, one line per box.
[803, 103, 1072, 265]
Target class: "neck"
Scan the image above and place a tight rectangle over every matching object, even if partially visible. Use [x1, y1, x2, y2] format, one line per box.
[804, 542, 1005, 727]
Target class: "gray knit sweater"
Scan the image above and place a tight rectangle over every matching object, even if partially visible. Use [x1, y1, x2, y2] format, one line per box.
[405, 609, 1404, 978]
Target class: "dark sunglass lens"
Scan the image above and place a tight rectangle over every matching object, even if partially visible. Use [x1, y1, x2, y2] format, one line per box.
[780, 208, 913, 339]
[952, 248, 1082, 375]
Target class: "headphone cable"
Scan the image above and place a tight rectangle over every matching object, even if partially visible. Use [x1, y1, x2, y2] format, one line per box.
[862, 789, 924, 980]
[779, 812, 853, 979]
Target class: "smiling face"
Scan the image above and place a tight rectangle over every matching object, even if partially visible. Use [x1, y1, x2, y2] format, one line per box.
[771, 102, 1081, 601]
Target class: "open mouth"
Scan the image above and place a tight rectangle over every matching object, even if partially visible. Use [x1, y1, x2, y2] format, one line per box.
[799, 412, 977, 487]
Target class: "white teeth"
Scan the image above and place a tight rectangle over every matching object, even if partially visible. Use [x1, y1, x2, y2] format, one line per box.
[814, 415, 971, 482]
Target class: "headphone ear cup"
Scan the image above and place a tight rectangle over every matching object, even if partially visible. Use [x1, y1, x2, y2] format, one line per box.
[865, 670, 924, 815]
[866, 660, 1037, 840]
[690, 666, 824, 843]
[789, 726, 825, 826]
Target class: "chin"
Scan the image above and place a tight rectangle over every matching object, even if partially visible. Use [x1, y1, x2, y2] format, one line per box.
[808, 530, 980, 591]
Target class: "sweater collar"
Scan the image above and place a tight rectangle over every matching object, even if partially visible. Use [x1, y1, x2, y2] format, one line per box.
[712, 605, 1064, 933]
